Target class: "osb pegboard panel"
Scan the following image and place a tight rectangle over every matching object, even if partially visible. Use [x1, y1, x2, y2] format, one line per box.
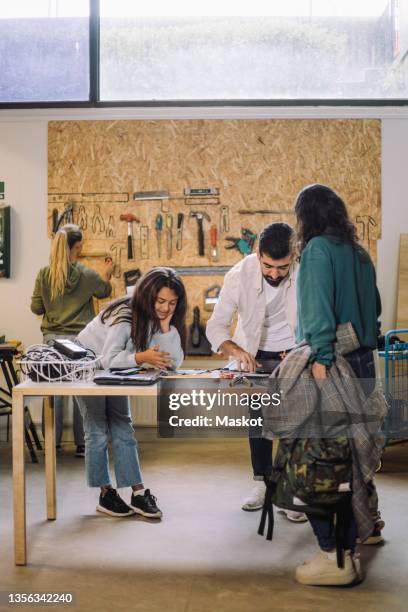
[397, 234, 408, 329]
[48, 119, 381, 320]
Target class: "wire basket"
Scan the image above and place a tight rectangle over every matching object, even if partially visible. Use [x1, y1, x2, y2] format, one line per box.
[19, 344, 99, 383]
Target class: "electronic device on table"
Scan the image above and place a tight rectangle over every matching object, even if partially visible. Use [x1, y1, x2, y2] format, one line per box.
[94, 369, 161, 386]
[53, 339, 88, 360]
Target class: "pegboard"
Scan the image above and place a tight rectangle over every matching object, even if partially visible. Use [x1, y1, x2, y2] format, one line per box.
[48, 119, 381, 323]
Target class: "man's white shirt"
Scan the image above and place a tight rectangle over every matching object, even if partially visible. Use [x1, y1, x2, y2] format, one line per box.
[206, 253, 298, 357]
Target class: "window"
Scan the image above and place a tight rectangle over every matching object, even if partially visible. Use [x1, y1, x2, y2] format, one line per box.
[99, 0, 407, 102]
[0, 0, 90, 103]
[1, 0, 408, 106]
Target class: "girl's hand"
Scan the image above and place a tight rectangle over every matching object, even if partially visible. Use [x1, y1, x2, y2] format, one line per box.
[103, 257, 114, 280]
[136, 344, 172, 369]
[159, 313, 173, 334]
[312, 362, 327, 381]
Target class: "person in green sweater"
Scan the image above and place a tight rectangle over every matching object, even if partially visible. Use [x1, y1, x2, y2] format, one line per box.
[293, 184, 383, 586]
[31, 224, 113, 455]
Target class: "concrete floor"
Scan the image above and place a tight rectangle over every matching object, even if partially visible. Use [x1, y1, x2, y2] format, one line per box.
[0, 435, 407, 612]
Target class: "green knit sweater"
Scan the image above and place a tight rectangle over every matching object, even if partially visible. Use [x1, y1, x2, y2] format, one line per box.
[296, 236, 381, 366]
[31, 263, 112, 336]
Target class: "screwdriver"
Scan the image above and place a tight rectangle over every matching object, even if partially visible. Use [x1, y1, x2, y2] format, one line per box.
[155, 214, 163, 257]
[210, 224, 218, 262]
[166, 214, 173, 259]
[176, 213, 184, 251]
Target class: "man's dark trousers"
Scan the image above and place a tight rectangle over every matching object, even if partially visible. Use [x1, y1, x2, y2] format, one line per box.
[249, 349, 289, 480]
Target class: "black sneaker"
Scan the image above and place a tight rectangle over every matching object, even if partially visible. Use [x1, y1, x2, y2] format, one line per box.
[130, 489, 162, 518]
[97, 489, 134, 517]
[75, 445, 85, 458]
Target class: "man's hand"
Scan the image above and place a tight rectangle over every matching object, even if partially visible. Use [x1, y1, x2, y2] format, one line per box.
[220, 341, 260, 373]
[312, 362, 327, 381]
[136, 345, 172, 369]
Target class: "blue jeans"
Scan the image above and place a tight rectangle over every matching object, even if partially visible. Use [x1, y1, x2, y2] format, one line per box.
[77, 396, 143, 488]
[308, 348, 376, 552]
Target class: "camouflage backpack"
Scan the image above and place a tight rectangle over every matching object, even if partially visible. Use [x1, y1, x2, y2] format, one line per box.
[258, 435, 353, 550]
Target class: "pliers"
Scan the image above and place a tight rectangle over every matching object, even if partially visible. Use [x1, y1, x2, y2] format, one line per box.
[224, 228, 257, 255]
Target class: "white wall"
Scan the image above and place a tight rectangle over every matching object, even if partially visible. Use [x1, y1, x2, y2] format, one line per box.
[0, 121, 48, 345]
[0, 109, 407, 350]
[378, 119, 408, 331]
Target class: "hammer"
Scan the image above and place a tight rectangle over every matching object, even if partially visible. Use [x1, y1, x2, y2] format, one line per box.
[189, 211, 210, 256]
[120, 213, 140, 260]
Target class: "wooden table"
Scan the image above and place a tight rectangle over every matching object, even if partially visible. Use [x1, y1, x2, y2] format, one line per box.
[12, 380, 158, 566]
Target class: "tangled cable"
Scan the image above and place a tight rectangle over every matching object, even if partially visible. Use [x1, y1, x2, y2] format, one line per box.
[20, 343, 98, 383]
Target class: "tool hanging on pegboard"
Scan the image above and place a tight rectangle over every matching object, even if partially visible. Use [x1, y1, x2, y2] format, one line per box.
[176, 213, 184, 251]
[92, 205, 105, 234]
[120, 213, 140, 260]
[77, 205, 88, 231]
[186, 306, 212, 356]
[106, 215, 115, 237]
[134, 190, 172, 212]
[155, 214, 163, 257]
[110, 243, 124, 279]
[52, 203, 74, 234]
[183, 187, 220, 206]
[238, 209, 293, 215]
[220, 206, 230, 233]
[124, 268, 142, 290]
[52, 209, 58, 233]
[166, 214, 173, 259]
[190, 211, 211, 256]
[140, 225, 149, 259]
[133, 187, 220, 211]
[172, 266, 231, 276]
[210, 225, 218, 262]
[204, 285, 221, 311]
[225, 228, 257, 255]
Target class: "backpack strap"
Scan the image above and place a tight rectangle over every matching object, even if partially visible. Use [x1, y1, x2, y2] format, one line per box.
[335, 508, 345, 569]
[257, 440, 294, 542]
[335, 496, 353, 568]
[258, 477, 275, 541]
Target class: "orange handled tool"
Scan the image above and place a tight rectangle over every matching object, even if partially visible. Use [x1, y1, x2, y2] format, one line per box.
[120, 213, 140, 260]
[210, 225, 218, 262]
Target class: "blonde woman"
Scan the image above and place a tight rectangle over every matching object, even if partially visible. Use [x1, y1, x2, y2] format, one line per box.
[31, 224, 113, 455]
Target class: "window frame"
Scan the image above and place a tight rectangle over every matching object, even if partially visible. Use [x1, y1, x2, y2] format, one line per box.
[0, 0, 407, 108]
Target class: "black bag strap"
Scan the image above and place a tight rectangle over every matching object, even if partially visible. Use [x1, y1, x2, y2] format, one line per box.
[335, 496, 353, 568]
[258, 477, 275, 541]
[258, 439, 295, 542]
